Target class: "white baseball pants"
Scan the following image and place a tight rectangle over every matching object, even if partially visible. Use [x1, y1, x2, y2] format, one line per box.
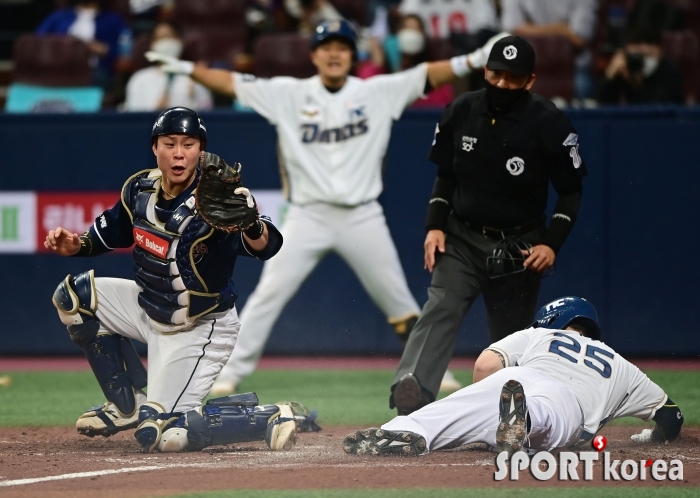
[218, 201, 420, 384]
[94, 277, 240, 413]
[382, 367, 584, 454]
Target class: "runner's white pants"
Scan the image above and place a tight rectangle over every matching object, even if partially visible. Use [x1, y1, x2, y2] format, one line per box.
[382, 367, 584, 454]
[218, 201, 420, 384]
[94, 277, 239, 413]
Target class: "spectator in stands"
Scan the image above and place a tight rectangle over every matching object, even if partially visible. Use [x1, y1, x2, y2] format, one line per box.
[357, 14, 453, 108]
[123, 21, 212, 111]
[36, 0, 131, 89]
[598, 27, 684, 105]
[500, 0, 597, 99]
[284, 0, 343, 34]
[399, 0, 499, 51]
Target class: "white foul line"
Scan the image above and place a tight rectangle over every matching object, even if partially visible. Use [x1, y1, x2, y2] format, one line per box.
[0, 465, 170, 487]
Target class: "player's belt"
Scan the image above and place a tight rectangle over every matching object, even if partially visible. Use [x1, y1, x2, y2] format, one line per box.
[457, 215, 545, 240]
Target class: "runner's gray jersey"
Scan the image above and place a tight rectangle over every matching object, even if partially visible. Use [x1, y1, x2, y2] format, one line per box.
[232, 64, 428, 205]
[487, 328, 667, 435]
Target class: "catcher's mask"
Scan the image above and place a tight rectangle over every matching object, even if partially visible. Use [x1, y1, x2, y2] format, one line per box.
[533, 296, 601, 341]
[486, 237, 532, 279]
[151, 106, 207, 150]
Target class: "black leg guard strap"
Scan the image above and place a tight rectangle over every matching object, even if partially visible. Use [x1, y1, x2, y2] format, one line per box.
[82, 333, 137, 416]
[120, 337, 147, 391]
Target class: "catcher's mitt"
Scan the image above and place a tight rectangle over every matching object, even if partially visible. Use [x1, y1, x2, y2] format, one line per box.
[195, 152, 258, 232]
[275, 400, 322, 432]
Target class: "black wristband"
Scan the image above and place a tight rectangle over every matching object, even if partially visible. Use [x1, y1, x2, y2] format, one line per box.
[74, 232, 93, 256]
[244, 220, 264, 240]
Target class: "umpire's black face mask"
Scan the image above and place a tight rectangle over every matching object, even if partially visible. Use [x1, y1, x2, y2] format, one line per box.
[484, 80, 530, 111]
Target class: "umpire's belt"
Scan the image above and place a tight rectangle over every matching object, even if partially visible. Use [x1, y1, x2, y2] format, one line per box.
[457, 215, 545, 240]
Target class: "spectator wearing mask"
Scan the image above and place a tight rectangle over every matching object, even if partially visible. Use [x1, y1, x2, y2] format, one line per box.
[358, 14, 453, 108]
[36, 0, 130, 89]
[284, 0, 343, 34]
[598, 27, 684, 105]
[500, 0, 597, 99]
[398, 0, 499, 40]
[123, 21, 212, 111]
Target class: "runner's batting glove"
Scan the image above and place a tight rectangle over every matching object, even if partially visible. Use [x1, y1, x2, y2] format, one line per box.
[145, 51, 195, 75]
[631, 428, 662, 444]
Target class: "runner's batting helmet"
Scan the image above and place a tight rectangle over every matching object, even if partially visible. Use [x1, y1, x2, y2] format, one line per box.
[311, 20, 357, 55]
[534, 296, 601, 340]
[151, 107, 207, 149]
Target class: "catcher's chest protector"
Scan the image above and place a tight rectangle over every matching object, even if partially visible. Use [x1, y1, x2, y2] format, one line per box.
[129, 171, 226, 333]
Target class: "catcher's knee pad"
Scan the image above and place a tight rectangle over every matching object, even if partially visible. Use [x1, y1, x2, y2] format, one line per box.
[390, 314, 419, 346]
[134, 402, 184, 453]
[184, 393, 296, 451]
[53, 270, 98, 344]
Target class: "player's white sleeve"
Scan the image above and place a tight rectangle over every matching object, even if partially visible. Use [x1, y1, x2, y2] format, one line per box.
[485, 329, 533, 367]
[366, 63, 428, 120]
[232, 72, 296, 124]
[610, 358, 668, 421]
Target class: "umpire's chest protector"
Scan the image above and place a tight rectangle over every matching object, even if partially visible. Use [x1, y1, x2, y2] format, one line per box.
[126, 170, 227, 334]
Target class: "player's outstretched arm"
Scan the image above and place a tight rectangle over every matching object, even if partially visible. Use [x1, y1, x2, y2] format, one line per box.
[145, 51, 236, 97]
[426, 32, 510, 88]
[44, 227, 81, 256]
[631, 397, 684, 444]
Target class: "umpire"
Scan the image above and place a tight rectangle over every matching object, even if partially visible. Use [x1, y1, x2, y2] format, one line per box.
[392, 36, 587, 415]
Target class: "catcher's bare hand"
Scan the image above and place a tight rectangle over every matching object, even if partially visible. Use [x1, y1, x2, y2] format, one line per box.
[424, 229, 446, 273]
[45, 227, 81, 256]
[522, 244, 555, 272]
[196, 152, 259, 233]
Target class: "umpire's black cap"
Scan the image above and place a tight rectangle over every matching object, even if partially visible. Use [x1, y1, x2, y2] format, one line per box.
[151, 107, 207, 149]
[486, 35, 536, 76]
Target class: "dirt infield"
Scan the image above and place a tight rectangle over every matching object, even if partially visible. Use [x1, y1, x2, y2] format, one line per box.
[0, 426, 698, 497]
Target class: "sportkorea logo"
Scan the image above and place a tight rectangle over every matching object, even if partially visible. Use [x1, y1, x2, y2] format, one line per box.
[133, 228, 169, 259]
[503, 45, 518, 60]
[506, 157, 525, 176]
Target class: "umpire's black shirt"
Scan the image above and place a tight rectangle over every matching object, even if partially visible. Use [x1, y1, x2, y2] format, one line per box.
[429, 89, 587, 247]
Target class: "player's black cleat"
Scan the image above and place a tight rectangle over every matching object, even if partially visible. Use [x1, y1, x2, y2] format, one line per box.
[392, 374, 429, 415]
[496, 380, 529, 457]
[343, 428, 426, 456]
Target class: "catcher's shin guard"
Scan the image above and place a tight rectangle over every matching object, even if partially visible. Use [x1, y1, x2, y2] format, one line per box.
[186, 393, 297, 451]
[390, 314, 419, 346]
[54, 270, 146, 421]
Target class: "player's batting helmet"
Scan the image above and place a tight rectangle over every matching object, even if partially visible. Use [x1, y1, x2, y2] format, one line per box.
[311, 20, 357, 55]
[151, 107, 207, 149]
[535, 297, 601, 340]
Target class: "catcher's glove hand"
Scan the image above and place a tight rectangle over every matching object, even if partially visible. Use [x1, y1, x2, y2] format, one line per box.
[195, 152, 258, 232]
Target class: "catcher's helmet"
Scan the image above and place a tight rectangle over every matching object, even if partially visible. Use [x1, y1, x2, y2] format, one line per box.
[311, 20, 357, 54]
[534, 296, 601, 340]
[486, 237, 532, 279]
[151, 107, 207, 149]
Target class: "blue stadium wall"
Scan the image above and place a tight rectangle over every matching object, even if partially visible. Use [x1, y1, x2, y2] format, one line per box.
[1, 108, 699, 357]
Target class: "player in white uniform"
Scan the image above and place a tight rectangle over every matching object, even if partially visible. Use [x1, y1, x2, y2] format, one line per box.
[343, 297, 684, 456]
[145, 21, 508, 396]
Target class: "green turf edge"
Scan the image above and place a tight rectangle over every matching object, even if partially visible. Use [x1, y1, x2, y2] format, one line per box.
[172, 488, 700, 498]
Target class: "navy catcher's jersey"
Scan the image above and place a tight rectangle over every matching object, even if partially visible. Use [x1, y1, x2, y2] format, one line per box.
[81, 167, 282, 329]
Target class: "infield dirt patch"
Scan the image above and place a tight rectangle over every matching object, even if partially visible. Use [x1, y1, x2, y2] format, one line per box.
[0, 426, 698, 497]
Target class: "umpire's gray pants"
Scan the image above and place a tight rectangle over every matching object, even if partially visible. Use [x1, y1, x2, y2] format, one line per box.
[393, 213, 543, 399]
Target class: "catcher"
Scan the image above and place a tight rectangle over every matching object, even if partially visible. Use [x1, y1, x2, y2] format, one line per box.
[44, 106, 307, 452]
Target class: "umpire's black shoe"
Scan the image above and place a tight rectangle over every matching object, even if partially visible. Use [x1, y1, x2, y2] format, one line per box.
[343, 428, 426, 456]
[496, 379, 529, 457]
[391, 374, 431, 415]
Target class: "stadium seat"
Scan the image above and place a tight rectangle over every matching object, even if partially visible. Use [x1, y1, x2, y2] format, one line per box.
[661, 29, 700, 104]
[253, 34, 316, 78]
[174, 0, 247, 65]
[521, 35, 576, 101]
[329, 0, 367, 25]
[13, 34, 91, 86]
[425, 38, 454, 61]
